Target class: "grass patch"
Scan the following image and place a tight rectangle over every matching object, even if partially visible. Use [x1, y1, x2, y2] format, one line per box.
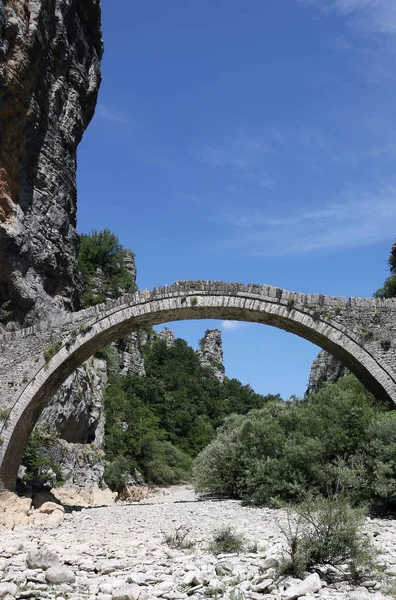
[208, 526, 245, 554]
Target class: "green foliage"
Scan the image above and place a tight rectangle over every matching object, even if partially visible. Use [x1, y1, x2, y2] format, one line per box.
[280, 495, 377, 580]
[208, 526, 245, 554]
[0, 408, 10, 424]
[78, 229, 137, 307]
[194, 375, 396, 514]
[43, 340, 62, 363]
[103, 455, 132, 491]
[374, 241, 396, 298]
[22, 425, 63, 482]
[287, 296, 295, 308]
[0, 300, 13, 324]
[103, 336, 277, 489]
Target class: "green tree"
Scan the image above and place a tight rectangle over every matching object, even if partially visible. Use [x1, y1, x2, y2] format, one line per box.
[374, 242, 396, 298]
[78, 229, 136, 306]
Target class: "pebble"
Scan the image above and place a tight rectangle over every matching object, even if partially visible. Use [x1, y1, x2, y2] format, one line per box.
[0, 485, 395, 600]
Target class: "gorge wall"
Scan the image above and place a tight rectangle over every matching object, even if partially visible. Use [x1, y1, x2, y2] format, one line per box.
[0, 0, 103, 325]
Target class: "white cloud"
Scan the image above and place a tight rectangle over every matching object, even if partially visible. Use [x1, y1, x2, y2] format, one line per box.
[96, 104, 129, 124]
[222, 321, 247, 330]
[300, 0, 396, 35]
[216, 185, 396, 257]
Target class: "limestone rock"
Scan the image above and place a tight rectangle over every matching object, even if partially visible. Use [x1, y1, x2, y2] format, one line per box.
[282, 573, 322, 600]
[112, 585, 143, 600]
[116, 333, 146, 377]
[32, 357, 107, 487]
[0, 0, 103, 325]
[0, 583, 18, 598]
[307, 349, 348, 395]
[118, 484, 150, 503]
[197, 329, 225, 382]
[45, 565, 76, 584]
[0, 491, 31, 528]
[158, 327, 175, 347]
[27, 547, 60, 570]
[54, 484, 116, 507]
[38, 501, 65, 514]
[39, 357, 107, 446]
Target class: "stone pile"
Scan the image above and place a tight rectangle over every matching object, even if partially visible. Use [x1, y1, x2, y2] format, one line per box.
[0, 486, 116, 530]
[0, 486, 395, 600]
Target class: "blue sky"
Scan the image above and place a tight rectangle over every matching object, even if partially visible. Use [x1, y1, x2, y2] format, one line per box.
[77, 0, 396, 398]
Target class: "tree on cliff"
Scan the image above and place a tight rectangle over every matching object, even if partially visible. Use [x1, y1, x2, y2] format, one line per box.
[78, 229, 137, 306]
[374, 241, 396, 298]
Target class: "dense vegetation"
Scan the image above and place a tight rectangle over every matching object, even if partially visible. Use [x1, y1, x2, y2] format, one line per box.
[78, 228, 136, 307]
[76, 229, 280, 489]
[193, 374, 396, 515]
[102, 338, 280, 488]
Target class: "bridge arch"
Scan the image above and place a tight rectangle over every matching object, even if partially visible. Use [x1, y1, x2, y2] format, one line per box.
[1, 281, 396, 490]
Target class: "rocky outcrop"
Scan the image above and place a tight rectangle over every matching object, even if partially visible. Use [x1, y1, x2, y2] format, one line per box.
[31, 357, 107, 487]
[197, 329, 225, 382]
[38, 357, 107, 446]
[0, 0, 103, 325]
[116, 332, 146, 377]
[307, 350, 348, 395]
[158, 327, 175, 347]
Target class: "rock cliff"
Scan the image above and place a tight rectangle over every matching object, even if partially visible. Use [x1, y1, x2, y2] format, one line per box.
[307, 350, 348, 395]
[197, 329, 225, 382]
[0, 0, 103, 325]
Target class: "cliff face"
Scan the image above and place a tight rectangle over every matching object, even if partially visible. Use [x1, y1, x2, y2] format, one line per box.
[197, 329, 225, 382]
[307, 349, 348, 395]
[0, 0, 103, 324]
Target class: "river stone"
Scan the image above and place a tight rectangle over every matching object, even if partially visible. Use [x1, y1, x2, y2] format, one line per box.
[26, 547, 60, 570]
[282, 572, 322, 600]
[45, 565, 76, 584]
[112, 585, 143, 600]
[0, 582, 18, 598]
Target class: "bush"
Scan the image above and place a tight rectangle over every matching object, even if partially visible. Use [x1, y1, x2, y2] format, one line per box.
[104, 455, 133, 491]
[143, 440, 192, 484]
[279, 494, 377, 580]
[208, 526, 245, 554]
[22, 425, 63, 483]
[193, 375, 396, 514]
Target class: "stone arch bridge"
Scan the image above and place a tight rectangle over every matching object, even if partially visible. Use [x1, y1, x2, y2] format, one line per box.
[1, 280, 396, 491]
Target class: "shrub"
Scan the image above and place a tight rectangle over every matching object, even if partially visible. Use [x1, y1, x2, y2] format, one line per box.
[0, 408, 11, 423]
[208, 526, 245, 554]
[0, 300, 13, 324]
[43, 340, 62, 363]
[279, 495, 377, 580]
[164, 525, 195, 549]
[104, 455, 133, 491]
[193, 375, 396, 514]
[22, 424, 62, 482]
[287, 296, 295, 309]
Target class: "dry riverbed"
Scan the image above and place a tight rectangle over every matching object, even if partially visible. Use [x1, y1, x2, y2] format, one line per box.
[0, 485, 395, 600]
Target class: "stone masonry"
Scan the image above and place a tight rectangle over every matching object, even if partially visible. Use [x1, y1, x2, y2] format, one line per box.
[1, 280, 396, 490]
